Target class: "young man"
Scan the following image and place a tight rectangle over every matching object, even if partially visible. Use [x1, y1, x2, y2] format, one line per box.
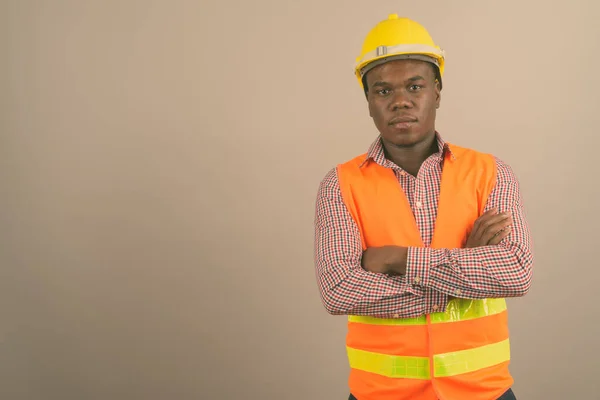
[313, 14, 534, 400]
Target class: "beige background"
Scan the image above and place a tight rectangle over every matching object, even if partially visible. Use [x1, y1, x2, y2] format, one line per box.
[1, 0, 599, 399]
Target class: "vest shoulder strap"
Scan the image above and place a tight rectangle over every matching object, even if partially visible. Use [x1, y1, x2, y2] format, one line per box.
[445, 143, 498, 212]
[336, 153, 370, 249]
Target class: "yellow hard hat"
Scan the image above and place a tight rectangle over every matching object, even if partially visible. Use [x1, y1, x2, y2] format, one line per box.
[355, 14, 445, 90]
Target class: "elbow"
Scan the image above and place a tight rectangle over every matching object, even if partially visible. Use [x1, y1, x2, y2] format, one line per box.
[322, 297, 346, 316]
[324, 305, 344, 316]
[511, 278, 531, 297]
[320, 288, 349, 315]
[518, 270, 533, 296]
[508, 258, 534, 297]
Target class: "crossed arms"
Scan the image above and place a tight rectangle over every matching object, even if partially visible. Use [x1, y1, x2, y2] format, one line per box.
[313, 159, 534, 319]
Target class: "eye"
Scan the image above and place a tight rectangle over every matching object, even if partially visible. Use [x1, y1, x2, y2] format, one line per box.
[376, 88, 391, 96]
[409, 84, 423, 92]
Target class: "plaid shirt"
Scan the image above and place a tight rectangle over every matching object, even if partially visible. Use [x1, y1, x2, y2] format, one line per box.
[313, 133, 534, 319]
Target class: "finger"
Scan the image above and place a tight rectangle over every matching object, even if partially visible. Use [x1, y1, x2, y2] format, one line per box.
[482, 211, 510, 223]
[479, 212, 511, 232]
[481, 218, 513, 241]
[487, 226, 511, 245]
[471, 208, 499, 237]
[473, 212, 509, 240]
[481, 218, 513, 243]
[481, 208, 498, 216]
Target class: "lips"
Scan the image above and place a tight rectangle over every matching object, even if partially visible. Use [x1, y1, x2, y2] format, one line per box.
[389, 115, 417, 125]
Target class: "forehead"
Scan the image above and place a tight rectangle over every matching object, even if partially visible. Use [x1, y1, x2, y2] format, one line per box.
[365, 59, 435, 83]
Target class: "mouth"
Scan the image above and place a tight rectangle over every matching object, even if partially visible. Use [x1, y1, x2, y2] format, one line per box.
[389, 116, 417, 125]
[389, 116, 417, 130]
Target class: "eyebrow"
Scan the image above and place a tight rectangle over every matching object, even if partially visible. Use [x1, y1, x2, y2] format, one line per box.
[371, 81, 390, 88]
[371, 76, 427, 87]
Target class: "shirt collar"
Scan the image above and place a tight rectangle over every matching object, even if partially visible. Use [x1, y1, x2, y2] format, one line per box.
[359, 131, 454, 168]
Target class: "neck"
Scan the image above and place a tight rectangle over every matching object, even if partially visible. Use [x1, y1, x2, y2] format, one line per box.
[382, 134, 438, 176]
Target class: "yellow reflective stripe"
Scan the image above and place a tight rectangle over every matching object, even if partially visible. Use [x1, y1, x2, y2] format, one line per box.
[347, 338, 510, 379]
[348, 315, 426, 325]
[347, 347, 430, 379]
[348, 298, 507, 326]
[434, 338, 511, 377]
[430, 298, 507, 324]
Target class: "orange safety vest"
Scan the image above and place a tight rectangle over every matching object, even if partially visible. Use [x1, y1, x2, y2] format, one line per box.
[336, 143, 513, 400]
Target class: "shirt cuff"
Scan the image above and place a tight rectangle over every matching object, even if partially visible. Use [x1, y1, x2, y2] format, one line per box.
[406, 247, 448, 288]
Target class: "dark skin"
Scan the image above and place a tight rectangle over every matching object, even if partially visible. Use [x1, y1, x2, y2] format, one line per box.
[360, 60, 513, 279]
[361, 210, 513, 276]
[365, 59, 440, 176]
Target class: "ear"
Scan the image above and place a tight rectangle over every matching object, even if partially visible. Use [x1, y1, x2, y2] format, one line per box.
[435, 80, 441, 109]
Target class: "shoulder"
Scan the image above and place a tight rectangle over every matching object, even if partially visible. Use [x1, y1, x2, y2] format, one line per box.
[448, 143, 519, 181]
[491, 156, 519, 183]
[317, 153, 368, 192]
[318, 166, 340, 194]
[448, 142, 494, 160]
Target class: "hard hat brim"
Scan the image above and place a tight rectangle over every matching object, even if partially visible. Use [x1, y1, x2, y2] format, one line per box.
[355, 43, 445, 91]
[358, 54, 440, 80]
[355, 43, 445, 79]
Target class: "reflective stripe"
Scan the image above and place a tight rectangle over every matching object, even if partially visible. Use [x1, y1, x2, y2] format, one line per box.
[434, 338, 511, 377]
[348, 314, 426, 325]
[347, 348, 431, 380]
[431, 298, 507, 324]
[358, 54, 440, 78]
[347, 338, 510, 379]
[348, 298, 507, 326]
[356, 43, 444, 67]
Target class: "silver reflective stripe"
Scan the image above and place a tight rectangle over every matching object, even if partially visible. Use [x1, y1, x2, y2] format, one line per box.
[376, 45, 387, 56]
[359, 54, 439, 78]
[357, 43, 444, 77]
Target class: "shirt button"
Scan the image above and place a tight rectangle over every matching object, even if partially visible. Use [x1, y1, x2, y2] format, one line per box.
[455, 289, 462, 296]
[393, 314, 400, 318]
[414, 276, 421, 284]
[416, 201, 423, 208]
[432, 305, 439, 311]
[399, 170, 407, 176]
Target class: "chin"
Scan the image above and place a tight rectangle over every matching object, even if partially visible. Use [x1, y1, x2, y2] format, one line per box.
[382, 130, 424, 147]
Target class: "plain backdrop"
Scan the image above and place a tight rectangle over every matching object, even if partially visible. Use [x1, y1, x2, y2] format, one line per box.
[2, 1, 599, 399]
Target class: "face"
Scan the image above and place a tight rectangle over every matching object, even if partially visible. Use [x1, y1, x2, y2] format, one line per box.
[365, 59, 441, 148]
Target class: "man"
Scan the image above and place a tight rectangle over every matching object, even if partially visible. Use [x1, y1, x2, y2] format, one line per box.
[313, 14, 534, 400]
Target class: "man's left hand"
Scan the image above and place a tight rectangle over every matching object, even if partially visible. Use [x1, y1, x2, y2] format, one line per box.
[361, 246, 408, 276]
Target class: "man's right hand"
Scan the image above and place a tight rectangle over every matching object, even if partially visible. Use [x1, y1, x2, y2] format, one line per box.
[465, 208, 512, 248]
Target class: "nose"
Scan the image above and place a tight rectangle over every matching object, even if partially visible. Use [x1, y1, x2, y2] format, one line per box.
[389, 90, 413, 111]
